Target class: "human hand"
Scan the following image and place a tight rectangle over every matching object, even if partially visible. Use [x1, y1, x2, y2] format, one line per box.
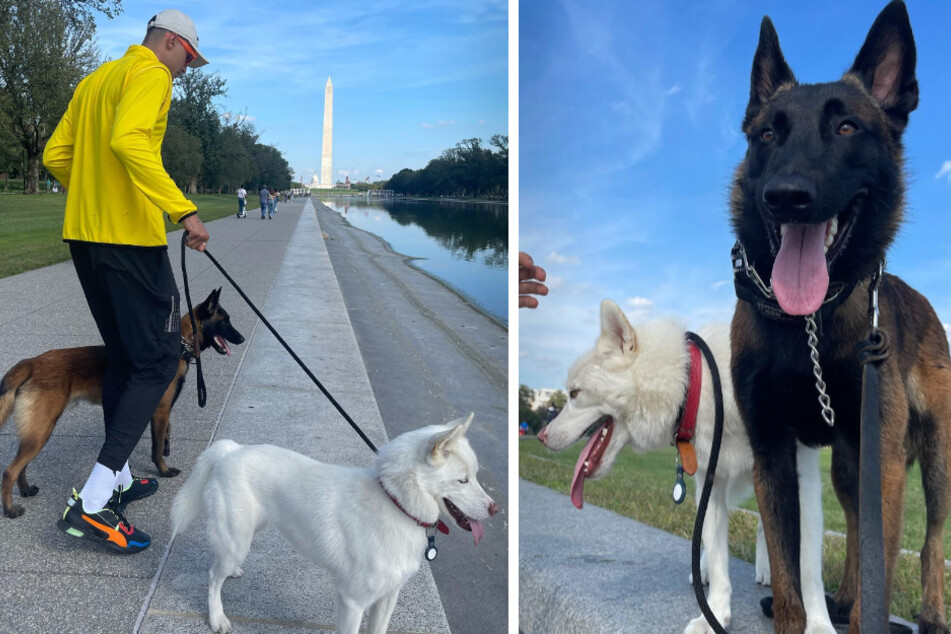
[519, 251, 548, 309]
[182, 215, 209, 252]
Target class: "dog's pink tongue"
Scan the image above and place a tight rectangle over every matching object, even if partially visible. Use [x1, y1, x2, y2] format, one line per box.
[470, 519, 484, 546]
[771, 223, 829, 316]
[570, 429, 602, 510]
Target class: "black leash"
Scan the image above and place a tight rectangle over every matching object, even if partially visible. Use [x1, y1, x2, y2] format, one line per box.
[685, 331, 729, 634]
[181, 234, 207, 408]
[180, 233, 378, 453]
[857, 266, 889, 634]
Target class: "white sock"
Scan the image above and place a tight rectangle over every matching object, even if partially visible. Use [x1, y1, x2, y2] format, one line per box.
[117, 462, 133, 491]
[78, 463, 118, 513]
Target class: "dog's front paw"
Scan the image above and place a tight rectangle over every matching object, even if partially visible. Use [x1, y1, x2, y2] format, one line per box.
[917, 621, 951, 634]
[158, 466, 180, 478]
[684, 611, 731, 634]
[208, 611, 233, 633]
[22, 484, 39, 497]
[756, 563, 771, 586]
[229, 567, 243, 579]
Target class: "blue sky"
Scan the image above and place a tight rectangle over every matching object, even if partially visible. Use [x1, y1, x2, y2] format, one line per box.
[519, 0, 951, 390]
[92, 0, 508, 185]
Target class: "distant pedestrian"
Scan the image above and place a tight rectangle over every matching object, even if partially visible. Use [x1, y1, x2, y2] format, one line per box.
[259, 184, 269, 219]
[268, 188, 278, 216]
[236, 186, 247, 218]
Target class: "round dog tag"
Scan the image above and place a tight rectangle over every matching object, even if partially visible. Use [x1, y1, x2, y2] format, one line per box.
[425, 534, 438, 561]
[672, 464, 686, 505]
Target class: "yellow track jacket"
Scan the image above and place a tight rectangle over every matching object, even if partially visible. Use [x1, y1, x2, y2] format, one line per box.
[44, 45, 196, 247]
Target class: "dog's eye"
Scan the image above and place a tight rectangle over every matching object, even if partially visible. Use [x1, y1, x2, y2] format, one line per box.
[458, 477, 469, 484]
[837, 121, 858, 135]
[760, 128, 775, 142]
[569, 389, 579, 399]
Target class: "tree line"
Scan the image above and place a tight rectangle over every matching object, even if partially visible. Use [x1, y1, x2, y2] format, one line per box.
[519, 385, 567, 434]
[0, 0, 291, 194]
[385, 135, 507, 200]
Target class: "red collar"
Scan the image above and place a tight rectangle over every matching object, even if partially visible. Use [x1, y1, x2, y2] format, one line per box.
[673, 341, 702, 475]
[379, 479, 449, 534]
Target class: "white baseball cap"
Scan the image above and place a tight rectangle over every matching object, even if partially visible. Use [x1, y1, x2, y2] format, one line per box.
[147, 9, 208, 68]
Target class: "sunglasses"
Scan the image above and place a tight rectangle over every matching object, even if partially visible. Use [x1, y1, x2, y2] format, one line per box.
[166, 32, 197, 65]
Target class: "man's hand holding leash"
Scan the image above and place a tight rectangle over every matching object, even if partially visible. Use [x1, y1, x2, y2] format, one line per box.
[182, 214, 209, 251]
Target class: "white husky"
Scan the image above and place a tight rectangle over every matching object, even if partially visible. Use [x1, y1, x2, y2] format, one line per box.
[538, 300, 771, 634]
[171, 413, 498, 634]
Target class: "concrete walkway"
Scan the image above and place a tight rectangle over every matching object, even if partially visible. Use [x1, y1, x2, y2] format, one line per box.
[519, 479, 776, 634]
[0, 199, 449, 633]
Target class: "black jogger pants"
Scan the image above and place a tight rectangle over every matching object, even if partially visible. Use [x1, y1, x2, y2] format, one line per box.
[69, 242, 180, 473]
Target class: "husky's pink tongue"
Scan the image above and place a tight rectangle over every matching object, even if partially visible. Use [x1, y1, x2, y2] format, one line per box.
[569, 420, 611, 509]
[470, 519, 484, 546]
[771, 223, 829, 316]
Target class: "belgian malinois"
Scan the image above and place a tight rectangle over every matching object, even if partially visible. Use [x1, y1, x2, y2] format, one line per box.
[0, 288, 244, 518]
[730, 2, 951, 632]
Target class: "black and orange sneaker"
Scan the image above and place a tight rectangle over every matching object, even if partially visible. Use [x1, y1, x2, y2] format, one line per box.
[56, 490, 150, 554]
[110, 476, 158, 513]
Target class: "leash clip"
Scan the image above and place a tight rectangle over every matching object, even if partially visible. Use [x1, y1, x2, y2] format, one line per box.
[868, 259, 885, 333]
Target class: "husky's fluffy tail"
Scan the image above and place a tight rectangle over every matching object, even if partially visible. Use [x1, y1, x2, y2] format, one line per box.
[171, 439, 241, 538]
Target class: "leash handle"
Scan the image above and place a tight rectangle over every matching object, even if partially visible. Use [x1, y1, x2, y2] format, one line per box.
[200, 247, 378, 453]
[181, 232, 207, 408]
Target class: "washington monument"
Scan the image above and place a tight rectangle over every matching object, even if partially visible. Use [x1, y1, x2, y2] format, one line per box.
[320, 77, 333, 189]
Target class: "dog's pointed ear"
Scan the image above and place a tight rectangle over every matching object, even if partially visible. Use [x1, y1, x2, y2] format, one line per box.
[599, 299, 636, 354]
[847, 0, 918, 128]
[203, 288, 221, 312]
[744, 16, 796, 131]
[427, 424, 466, 466]
[445, 412, 474, 432]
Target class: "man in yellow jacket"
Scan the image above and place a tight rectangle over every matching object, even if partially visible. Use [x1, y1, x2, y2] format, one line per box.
[43, 9, 210, 553]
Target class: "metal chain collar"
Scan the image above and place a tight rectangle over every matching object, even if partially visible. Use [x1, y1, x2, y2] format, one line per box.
[803, 260, 886, 429]
[805, 314, 835, 427]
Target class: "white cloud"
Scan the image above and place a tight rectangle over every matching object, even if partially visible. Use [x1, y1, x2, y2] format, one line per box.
[421, 120, 455, 128]
[667, 83, 683, 95]
[945, 323, 950, 340]
[710, 280, 729, 291]
[478, 119, 486, 124]
[626, 297, 654, 308]
[546, 251, 581, 265]
[936, 161, 951, 182]
[375, 168, 384, 174]
[221, 112, 256, 123]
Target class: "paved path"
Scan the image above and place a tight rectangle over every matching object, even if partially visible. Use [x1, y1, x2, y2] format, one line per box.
[315, 201, 509, 634]
[520, 479, 776, 634]
[0, 199, 465, 633]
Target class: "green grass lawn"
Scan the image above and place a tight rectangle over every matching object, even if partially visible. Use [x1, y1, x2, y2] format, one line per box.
[0, 193, 260, 279]
[520, 437, 951, 623]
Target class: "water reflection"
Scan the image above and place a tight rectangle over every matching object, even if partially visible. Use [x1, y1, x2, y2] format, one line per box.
[321, 198, 508, 324]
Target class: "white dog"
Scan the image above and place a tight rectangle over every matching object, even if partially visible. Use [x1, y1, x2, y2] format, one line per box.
[171, 413, 498, 634]
[538, 300, 774, 634]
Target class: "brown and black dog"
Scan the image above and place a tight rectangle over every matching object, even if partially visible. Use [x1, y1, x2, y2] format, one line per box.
[0, 288, 244, 518]
[730, 2, 951, 633]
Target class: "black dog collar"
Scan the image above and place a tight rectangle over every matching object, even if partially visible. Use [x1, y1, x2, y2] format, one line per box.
[731, 240, 856, 323]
